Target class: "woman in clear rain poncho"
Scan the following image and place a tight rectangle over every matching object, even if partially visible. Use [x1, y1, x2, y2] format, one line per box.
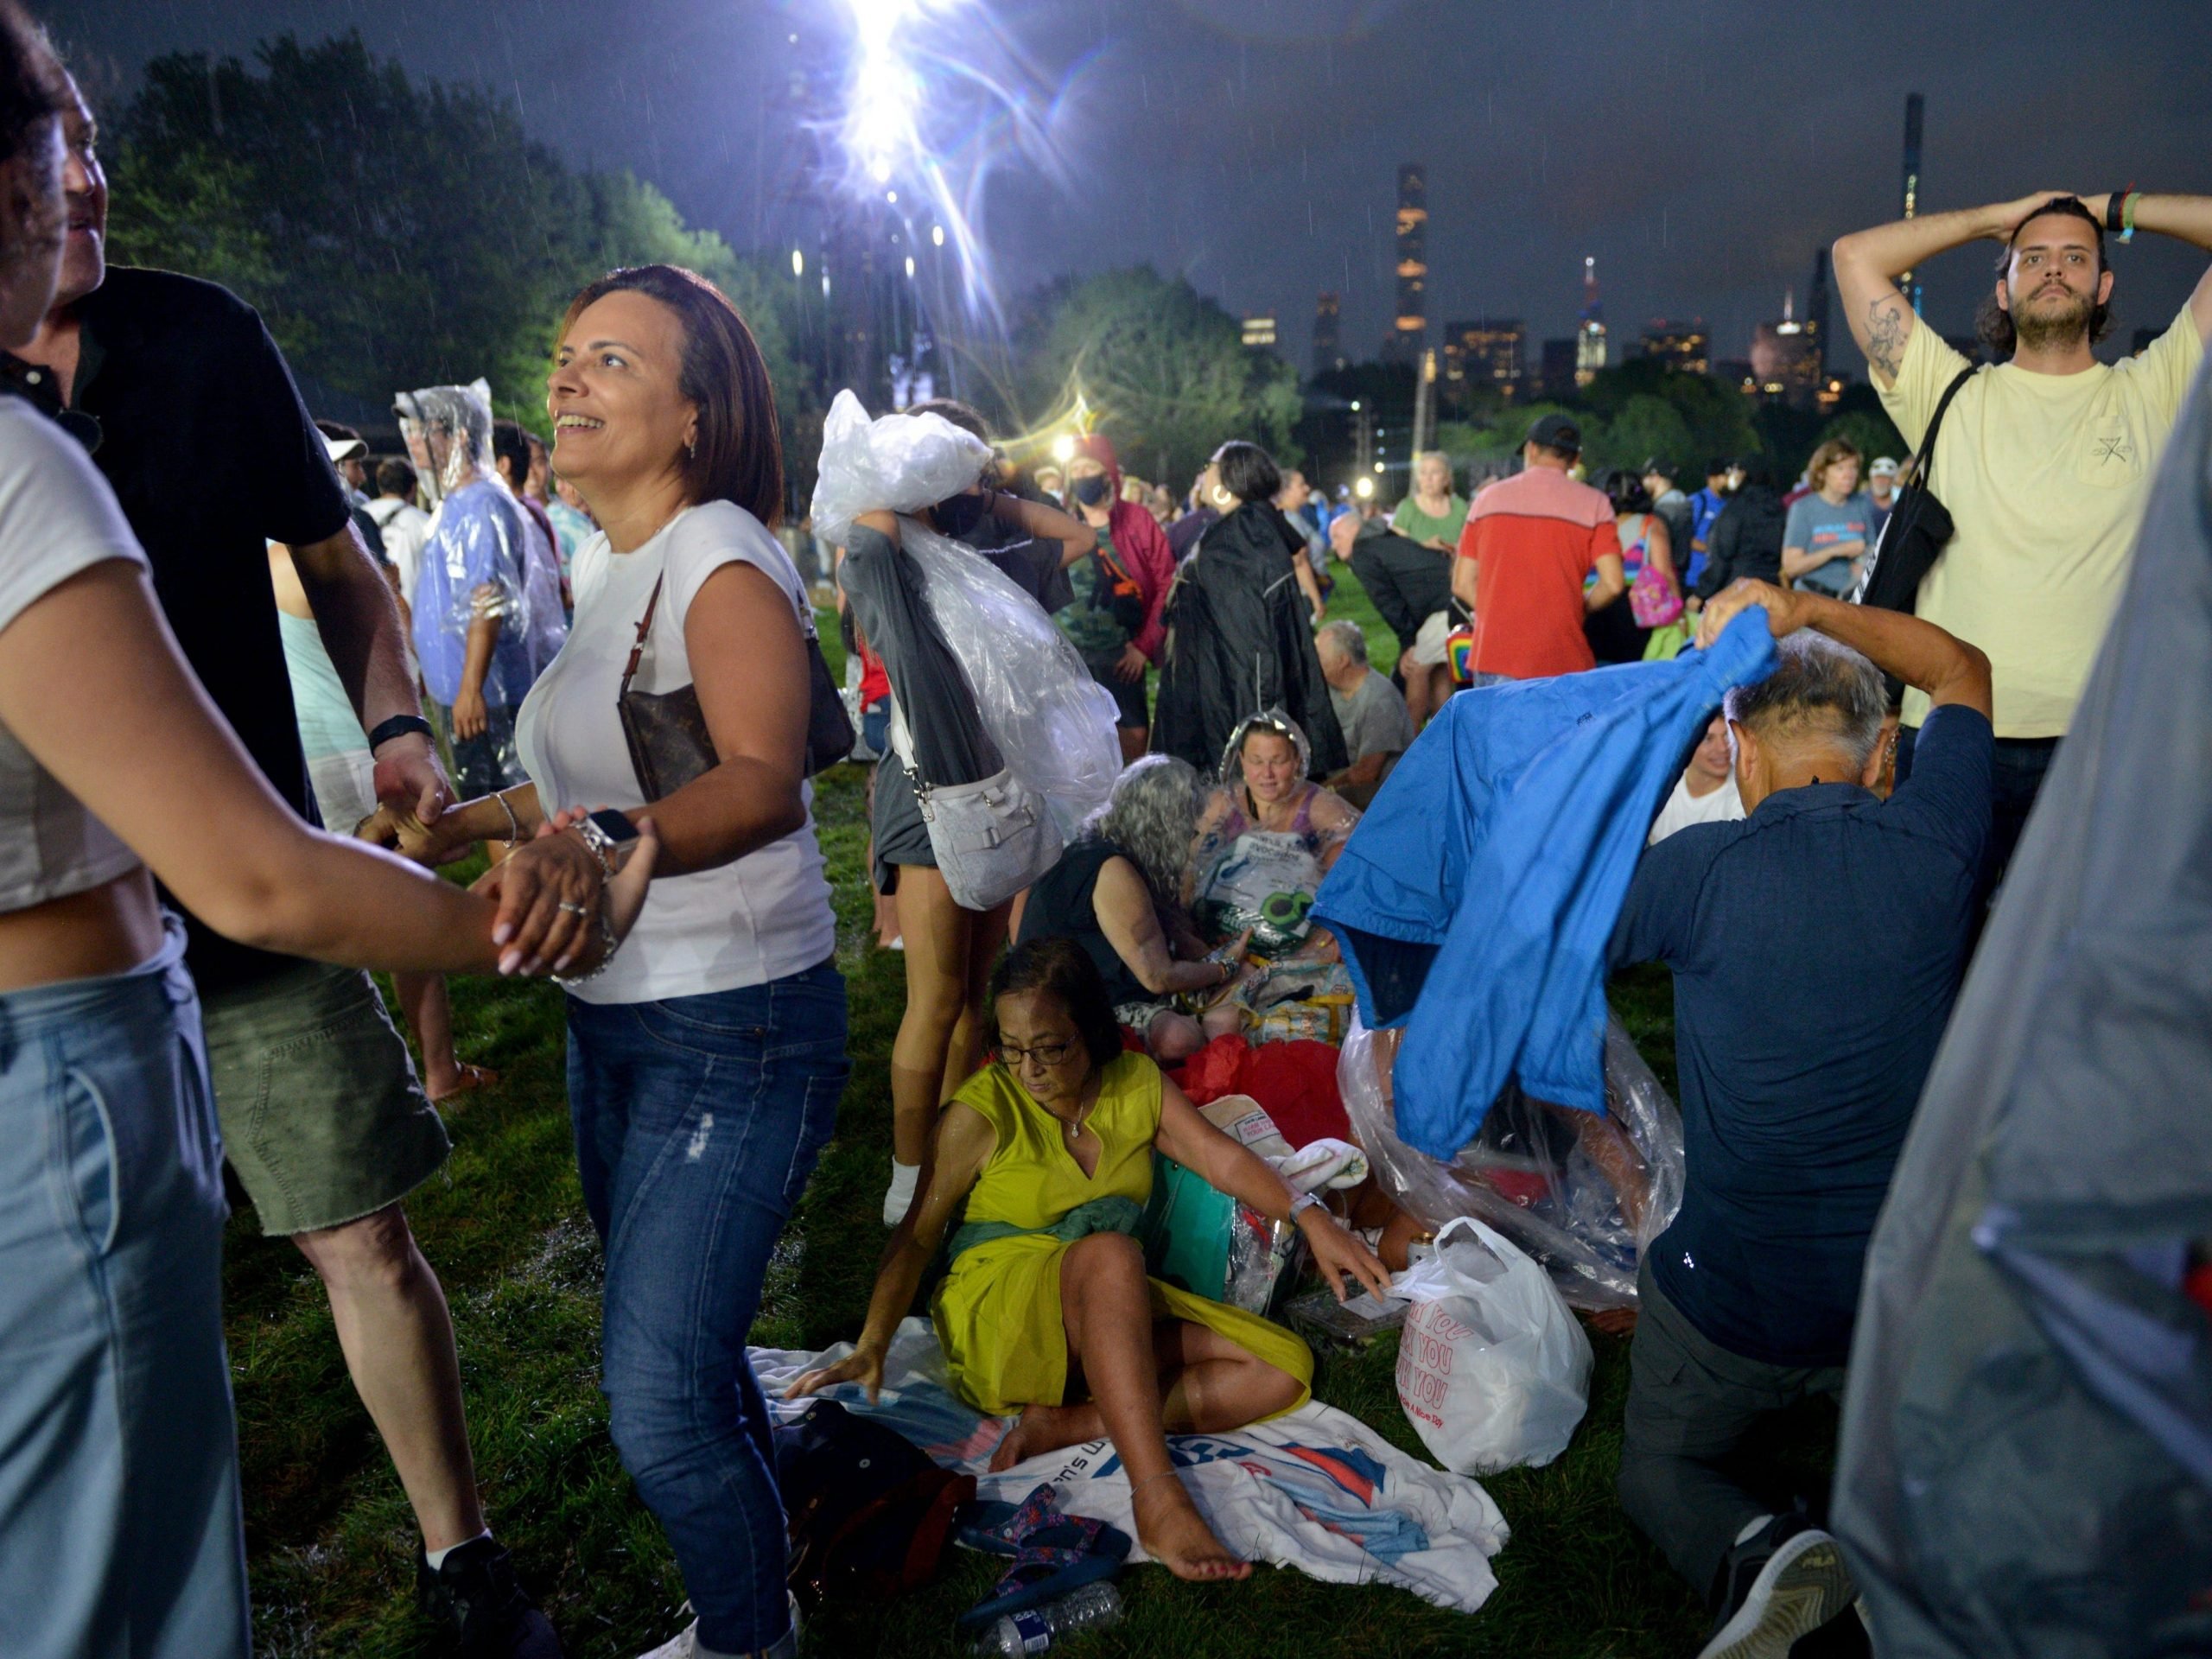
[1151, 441, 1349, 781]
[1194, 709, 1362, 962]
[393, 381, 565, 801]
[833, 398, 1100, 1226]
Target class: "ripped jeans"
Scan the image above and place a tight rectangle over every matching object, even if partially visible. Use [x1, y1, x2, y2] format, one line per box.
[566, 963, 847, 1654]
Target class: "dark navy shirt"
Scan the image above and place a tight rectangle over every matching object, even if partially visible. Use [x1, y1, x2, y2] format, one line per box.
[1609, 702, 1993, 1365]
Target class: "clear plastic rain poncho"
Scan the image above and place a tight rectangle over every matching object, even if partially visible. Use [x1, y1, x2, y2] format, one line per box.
[394, 381, 560, 730]
[1195, 709, 1357, 957]
[1338, 1014, 1685, 1311]
[811, 389, 1120, 839]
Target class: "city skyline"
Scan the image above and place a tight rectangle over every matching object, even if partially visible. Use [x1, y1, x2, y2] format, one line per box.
[41, 0, 2212, 387]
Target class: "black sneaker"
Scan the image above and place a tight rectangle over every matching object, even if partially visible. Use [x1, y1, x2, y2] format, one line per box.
[416, 1537, 563, 1658]
[1697, 1515, 1857, 1659]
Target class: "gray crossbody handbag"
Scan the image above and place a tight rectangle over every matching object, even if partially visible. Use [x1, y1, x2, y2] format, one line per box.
[884, 702, 1060, 912]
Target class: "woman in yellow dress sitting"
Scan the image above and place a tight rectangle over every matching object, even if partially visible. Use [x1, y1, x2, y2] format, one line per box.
[788, 938, 1391, 1580]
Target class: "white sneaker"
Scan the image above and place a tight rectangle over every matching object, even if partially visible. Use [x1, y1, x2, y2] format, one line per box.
[635, 1596, 800, 1659]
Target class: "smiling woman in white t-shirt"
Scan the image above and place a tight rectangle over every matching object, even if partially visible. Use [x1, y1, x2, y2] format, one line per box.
[367, 264, 842, 1659]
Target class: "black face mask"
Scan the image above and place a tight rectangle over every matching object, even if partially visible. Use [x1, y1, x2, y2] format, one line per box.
[932, 491, 988, 538]
[1071, 474, 1112, 507]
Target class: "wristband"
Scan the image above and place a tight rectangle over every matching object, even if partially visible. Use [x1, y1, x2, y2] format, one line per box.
[367, 713, 434, 750]
[2120, 190, 2140, 245]
[2105, 188, 2128, 233]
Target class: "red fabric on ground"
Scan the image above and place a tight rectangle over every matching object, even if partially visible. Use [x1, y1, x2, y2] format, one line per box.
[1167, 1033, 1351, 1147]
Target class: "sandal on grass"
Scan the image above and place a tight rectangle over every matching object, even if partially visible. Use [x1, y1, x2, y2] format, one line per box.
[952, 1484, 1128, 1630]
[428, 1062, 499, 1103]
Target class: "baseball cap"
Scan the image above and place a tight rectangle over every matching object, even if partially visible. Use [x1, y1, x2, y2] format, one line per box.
[1869, 456, 1899, 478]
[322, 432, 368, 465]
[1525, 412, 1582, 454]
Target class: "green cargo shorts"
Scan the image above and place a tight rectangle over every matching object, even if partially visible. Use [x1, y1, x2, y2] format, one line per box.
[199, 959, 450, 1236]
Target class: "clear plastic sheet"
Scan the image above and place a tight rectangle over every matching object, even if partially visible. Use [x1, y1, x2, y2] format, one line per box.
[1338, 1014, 1686, 1311]
[397, 381, 543, 734]
[810, 391, 1121, 838]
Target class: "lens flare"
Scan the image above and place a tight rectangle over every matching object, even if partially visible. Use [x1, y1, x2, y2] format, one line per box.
[823, 0, 1071, 321]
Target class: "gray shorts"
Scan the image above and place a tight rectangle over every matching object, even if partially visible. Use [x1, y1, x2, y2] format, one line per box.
[870, 758, 936, 894]
[200, 959, 449, 1236]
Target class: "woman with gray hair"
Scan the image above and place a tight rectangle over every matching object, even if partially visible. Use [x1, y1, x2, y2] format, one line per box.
[1013, 754, 1245, 1059]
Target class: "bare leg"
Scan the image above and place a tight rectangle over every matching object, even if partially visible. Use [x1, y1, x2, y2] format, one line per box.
[993, 1236, 1249, 1581]
[887, 871, 1010, 1164]
[890, 869, 969, 1167]
[1147, 1011, 1207, 1064]
[291, 1203, 485, 1552]
[1155, 1319, 1305, 1433]
[940, 898, 1010, 1106]
[1402, 666, 1432, 728]
[396, 972, 495, 1103]
[1422, 664, 1452, 725]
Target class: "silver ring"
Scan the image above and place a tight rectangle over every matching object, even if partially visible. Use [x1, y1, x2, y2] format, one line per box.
[557, 901, 588, 916]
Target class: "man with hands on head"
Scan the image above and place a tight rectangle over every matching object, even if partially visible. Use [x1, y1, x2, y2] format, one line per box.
[1608, 576, 1992, 1659]
[1833, 186, 2211, 886]
[0, 59, 573, 1656]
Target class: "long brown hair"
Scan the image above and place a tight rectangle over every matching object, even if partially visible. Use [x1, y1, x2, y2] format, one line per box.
[560, 264, 785, 525]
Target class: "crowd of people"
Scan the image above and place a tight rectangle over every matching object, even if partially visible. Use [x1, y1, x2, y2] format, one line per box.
[0, 3, 2209, 1656]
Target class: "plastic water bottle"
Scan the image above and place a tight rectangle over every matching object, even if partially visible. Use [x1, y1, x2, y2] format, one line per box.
[971, 1582, 1124, 1656]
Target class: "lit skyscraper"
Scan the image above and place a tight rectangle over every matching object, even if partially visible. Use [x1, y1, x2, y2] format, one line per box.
[1389, 164, 1428, 361]
[1575, 256, 1607, 386]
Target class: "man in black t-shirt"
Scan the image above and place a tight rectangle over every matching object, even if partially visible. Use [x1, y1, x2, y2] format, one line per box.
[3, 71, 558, 1656]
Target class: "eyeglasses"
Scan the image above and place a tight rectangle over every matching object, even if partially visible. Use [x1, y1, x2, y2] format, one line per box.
[997, 1039, 1078, 1069]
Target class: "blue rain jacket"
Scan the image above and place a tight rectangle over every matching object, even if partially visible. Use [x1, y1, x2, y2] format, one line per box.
[1311, 612, 1776, 1158]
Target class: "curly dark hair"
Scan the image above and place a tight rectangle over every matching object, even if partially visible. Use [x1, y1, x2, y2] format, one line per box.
[1975, 194, 2112, 357]
[983, 938, 1124, 1075]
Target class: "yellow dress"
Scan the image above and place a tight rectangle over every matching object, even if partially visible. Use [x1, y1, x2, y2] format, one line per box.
[931, 1050, 1313, 1419]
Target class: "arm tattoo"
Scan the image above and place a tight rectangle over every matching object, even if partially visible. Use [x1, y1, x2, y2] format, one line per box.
[1866, 299, 1909, 379]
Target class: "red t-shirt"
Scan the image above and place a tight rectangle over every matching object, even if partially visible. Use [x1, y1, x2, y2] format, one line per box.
[1458, 467, 1620, 679]
[857, 639, 890, 709]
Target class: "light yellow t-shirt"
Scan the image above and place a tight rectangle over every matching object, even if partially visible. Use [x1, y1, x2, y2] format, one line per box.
[1879, 310, 2202, 736]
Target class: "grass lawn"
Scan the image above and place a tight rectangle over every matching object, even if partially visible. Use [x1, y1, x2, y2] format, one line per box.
[226, 567, 1834, 1656]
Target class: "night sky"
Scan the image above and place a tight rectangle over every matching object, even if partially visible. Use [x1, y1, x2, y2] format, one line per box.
[38, 0, 2212, 377]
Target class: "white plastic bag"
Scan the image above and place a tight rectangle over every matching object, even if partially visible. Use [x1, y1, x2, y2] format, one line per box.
[810, 391, 1121, 838]
[1392, 1217, 1592, 1473]
[1338, 1014, 1685, 1311]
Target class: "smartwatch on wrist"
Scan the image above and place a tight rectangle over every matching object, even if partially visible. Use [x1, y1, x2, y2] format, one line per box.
[367, 713, 434, 751]
[572, 808, 640, 878]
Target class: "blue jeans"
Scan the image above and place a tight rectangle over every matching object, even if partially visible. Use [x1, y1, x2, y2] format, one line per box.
[0, 918, 247, 1658]
[566, 963, 848, 1653]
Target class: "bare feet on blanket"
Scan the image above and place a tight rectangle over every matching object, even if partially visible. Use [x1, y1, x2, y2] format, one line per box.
[1133, 1476, 1250, 1581]
[988, 1402, 1098, 1471]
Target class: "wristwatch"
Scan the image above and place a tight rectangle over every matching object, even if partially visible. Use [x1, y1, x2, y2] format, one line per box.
[571, 808, 640, 879]
[1288, 1191, 1323, 1224]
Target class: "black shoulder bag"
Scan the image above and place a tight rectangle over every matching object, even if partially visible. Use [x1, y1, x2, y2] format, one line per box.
[617, 572, 855, 801]
[1853, 364, 1978, 614]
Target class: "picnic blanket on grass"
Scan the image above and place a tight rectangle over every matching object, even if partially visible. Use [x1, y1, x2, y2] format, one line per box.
[753, 1318, 1510, 1613]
